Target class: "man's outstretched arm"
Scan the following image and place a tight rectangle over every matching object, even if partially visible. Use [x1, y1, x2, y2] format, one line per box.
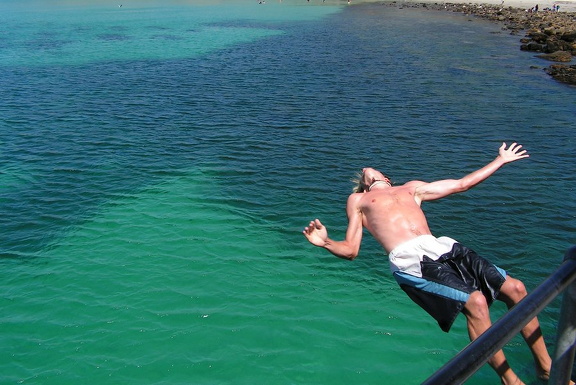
[303, 194, 364, 260]
[415, 142, 529, 202]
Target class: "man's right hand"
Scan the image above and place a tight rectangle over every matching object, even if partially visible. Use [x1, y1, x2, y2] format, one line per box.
[303, 219, 328, 247]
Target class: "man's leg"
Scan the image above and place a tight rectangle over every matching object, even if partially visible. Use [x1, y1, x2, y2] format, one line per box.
[497, 276, 553, 380]
[463, 291, 524, 385]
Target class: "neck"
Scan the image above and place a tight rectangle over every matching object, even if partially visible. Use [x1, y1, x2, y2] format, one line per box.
[368, 180, 391, 191]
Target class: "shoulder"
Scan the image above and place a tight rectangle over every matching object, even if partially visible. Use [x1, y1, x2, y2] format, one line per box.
[401, 180, 429, 203]
[347, 192, 364, 203]
[344, 194, 365, 224]
[346, 192, 365, 211]
[402, 180, 427, 190]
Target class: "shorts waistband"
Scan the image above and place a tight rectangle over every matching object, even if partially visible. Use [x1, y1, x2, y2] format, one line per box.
[389, 235, 439, 259]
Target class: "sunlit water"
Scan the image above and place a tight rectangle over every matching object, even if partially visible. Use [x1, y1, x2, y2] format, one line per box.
[1, 1, 575, 384]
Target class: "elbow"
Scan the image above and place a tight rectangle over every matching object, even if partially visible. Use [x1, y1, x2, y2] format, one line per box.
[455, 180, 471, 193]
[345, 250, 360, 261]
[334, 250, 358, 261]
[327, 241, 360, 260]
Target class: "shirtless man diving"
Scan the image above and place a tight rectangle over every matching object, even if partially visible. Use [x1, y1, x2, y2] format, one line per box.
[303, 142, 556, 385]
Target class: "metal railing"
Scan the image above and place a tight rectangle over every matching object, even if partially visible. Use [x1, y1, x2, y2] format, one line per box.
[422, 246, 576, 385]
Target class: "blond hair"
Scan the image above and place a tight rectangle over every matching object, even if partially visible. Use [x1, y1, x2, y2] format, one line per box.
[351, 171, 366, 193]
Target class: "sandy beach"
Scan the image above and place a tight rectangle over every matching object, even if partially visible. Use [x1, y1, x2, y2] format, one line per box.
[424, 0, 576, 11]
[358, 0, 576, 11]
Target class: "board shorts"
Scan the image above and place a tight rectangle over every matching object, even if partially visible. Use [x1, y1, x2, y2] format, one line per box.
[388, 235, 507, 332]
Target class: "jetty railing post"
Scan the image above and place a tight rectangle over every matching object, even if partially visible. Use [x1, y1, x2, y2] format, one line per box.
[549, 246, 576, 385]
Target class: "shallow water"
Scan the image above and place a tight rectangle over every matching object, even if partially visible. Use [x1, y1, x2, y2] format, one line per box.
[1, 1, 575, 384]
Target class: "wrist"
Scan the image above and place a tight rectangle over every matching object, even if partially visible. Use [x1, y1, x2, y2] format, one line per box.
[322, 238, 333, 249]
[494, 155, 507, 166]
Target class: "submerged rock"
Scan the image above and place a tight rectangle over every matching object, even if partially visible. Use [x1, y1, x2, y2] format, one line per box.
[536, 50, 573, 62]
[545, 64, 576, 85]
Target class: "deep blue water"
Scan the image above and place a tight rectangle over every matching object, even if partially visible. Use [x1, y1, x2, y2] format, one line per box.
[1, 1, 575, 384]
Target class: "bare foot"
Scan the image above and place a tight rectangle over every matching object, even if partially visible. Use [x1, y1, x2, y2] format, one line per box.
[536, 368, 549, 381]
[538, 368, 576, 385]
[536, 365, 575, 384]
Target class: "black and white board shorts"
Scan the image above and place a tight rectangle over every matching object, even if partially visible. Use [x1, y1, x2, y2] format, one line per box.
[389, 235, 506, 332]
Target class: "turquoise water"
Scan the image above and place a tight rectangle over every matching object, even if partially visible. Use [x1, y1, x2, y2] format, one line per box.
[1, 1, 575, 384]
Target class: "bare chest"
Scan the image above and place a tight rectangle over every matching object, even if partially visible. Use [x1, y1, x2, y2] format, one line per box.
[360, 190, 414, 213]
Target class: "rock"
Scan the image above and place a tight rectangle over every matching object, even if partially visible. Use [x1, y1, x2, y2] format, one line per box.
[521, 41, 544, 51]
[562, 31, 576, 42]
[544, 39, 561, 52]
[536, 50, 573, 62]
[528, 31, 549, 43]
[545, 64, 576, 85]
[543, 27, 556, 35]
[545, 38, 574, 53]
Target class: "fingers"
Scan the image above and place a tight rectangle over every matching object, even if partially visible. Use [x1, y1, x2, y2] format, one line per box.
[510, 143, 529, 158]
[303, 219, 322, 235]
[504, 142, 520, 151]
[502, 142, 529, 159]
[510, 142, 522, 152]
[303, 220, 315, 235]
[515, 148, 529, 158]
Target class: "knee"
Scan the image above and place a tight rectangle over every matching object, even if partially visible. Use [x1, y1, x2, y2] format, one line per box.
[503, 278, 528, 302]
[464, 291, 489, 320]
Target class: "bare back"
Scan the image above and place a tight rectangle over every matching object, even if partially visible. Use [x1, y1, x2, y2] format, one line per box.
[355, 181, 431, 253]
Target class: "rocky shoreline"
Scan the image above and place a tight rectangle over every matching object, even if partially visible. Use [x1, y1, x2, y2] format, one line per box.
[385, 1, 576, 86]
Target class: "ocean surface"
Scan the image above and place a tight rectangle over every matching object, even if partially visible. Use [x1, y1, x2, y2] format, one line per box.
[1, 1, 575, 384]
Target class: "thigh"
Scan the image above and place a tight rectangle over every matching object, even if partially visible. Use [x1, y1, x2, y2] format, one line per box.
[451, 245, 507, 305]
[393, 270, 468, 333]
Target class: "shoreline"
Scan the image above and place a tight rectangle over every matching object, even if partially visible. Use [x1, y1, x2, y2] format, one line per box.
[377, 0, 576, 85]
[356, 0, 576, 11]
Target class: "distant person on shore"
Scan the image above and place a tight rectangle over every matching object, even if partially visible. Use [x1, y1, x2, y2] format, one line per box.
[303, 142, 556, 385]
